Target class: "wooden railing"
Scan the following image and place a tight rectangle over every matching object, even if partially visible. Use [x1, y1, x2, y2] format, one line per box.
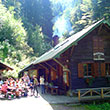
[76, 87, 110, 101]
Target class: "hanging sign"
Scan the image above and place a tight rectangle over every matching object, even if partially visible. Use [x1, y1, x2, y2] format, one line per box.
[93, 52, 105, 60]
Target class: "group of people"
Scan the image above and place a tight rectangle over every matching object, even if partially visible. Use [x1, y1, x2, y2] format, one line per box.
[0, 73, 45, 99]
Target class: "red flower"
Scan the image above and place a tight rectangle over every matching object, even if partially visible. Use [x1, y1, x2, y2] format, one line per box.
[86, 78, 89, 83]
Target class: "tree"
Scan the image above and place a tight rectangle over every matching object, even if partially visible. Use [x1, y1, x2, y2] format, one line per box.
[70, 0, 93, 34]
[27, 24, 52, 56]
[19, 0, 53, 38]
[91, 0, 110, 21]
[0, 3, 34, 77]
[2, 0, 21, 19]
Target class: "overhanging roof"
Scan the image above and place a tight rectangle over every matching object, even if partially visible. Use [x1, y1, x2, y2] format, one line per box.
[0, 62, 13, 70]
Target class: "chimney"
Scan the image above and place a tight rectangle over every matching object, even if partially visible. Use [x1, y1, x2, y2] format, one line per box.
[52, 35, 59, 47]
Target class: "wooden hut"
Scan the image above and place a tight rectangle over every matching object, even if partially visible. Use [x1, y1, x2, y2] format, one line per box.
[19, 19, 110, 95]
[0, 61, 13, 78]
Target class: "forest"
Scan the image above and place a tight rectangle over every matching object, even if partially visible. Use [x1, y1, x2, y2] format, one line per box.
[0, 0, 110, 77]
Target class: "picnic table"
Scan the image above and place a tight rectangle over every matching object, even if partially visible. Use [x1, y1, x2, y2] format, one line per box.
[45, 85, 58, 95]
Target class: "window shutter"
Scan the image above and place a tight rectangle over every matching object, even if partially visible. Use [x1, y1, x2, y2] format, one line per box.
[99, 38, 104, 52]
[78, 63, 84, 78]
[93, 37, 104, 53]
[94, 63, 99, 77]
[101, 63, 106, 77]
[93, 38, 99, 53]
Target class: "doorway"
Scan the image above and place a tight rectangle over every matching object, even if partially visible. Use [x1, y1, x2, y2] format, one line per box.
[38, 69, 46, 82]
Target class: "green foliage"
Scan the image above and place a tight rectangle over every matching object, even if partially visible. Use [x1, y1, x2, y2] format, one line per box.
[2, 0, 21, 19]
[0, 41, 10, 61]
[0, 3, 26, 47]
[86, 102, 110, 110]
[70, 0, 110, 35]
[0, 3, 35, 78]
[27, 24, 52, 56]
[70, 0, 93, 34]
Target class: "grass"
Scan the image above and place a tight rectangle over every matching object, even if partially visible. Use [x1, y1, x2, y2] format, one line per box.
[51, 100, 110, 110]
[85, 102, 110, 110]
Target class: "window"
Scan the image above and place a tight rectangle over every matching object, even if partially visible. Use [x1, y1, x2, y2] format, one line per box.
[105, 63, 110, 76]
[78, 63, 93, 78]
[78, 62, 109, 78]
[83, 64, 92, 77]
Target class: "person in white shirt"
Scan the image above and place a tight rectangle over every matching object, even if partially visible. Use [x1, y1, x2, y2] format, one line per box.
[40, 76, 45, 94]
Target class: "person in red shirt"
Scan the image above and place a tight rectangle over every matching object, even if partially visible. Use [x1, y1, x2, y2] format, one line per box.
[1, 81, 8, 97]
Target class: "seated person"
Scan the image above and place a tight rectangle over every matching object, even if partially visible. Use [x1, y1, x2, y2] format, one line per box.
[0, 78, 3, 85]
[15, 85, 21, 98]
[1, 81, 8, 96]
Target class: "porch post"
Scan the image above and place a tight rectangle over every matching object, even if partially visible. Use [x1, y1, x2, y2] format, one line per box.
[101, 88, 104, 98]
[78, 90, 81, 101]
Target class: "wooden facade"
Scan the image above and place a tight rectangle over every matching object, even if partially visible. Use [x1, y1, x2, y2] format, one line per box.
[19, 19, 110, 95]
[70, 24, 110, 90]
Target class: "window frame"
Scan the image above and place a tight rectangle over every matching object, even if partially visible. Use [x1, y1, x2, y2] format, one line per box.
[105, 63, 110, 77]
[83, 63, 94, 78]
